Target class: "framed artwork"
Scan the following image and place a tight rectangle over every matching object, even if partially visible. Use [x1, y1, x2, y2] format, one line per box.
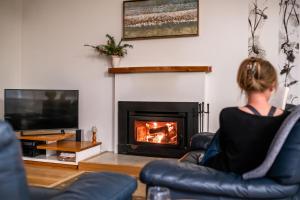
[123, 0, 199, 40]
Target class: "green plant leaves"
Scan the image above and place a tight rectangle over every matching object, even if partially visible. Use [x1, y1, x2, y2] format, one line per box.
[85, 34, 133, 57]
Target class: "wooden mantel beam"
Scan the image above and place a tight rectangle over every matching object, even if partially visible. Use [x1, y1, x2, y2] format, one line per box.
[108, 66, 212, 74]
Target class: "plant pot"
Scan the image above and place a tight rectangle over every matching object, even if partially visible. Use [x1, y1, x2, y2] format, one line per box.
[111, 56, 121, 67]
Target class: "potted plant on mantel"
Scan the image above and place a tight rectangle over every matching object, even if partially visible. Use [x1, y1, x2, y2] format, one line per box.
[84, 34, 133, 67]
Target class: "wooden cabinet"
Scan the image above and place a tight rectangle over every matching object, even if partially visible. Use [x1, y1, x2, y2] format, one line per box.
[17, 132, 101, 166]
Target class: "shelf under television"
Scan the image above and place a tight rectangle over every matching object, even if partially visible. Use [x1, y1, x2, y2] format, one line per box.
[37, 141, 102, 152]
[16, 132, 75, 141]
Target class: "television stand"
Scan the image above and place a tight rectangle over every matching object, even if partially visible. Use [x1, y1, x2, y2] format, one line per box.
[16, 132, 102, 167]
[20, 129, 65, 136]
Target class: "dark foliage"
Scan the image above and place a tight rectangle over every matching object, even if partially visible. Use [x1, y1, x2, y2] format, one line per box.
[248, 0, 268, 57]
[279, 0, 300, 87]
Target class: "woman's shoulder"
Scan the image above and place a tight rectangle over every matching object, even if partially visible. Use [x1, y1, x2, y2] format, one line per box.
[219, 107, 240, 120]
[220, 107, 239, 115]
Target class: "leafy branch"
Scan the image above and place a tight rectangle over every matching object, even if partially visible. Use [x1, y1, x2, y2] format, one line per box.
[248, 0, 268, 57]
[279, 0, 300, 87]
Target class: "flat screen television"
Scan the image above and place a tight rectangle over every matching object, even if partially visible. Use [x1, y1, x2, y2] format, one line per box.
[4, 89, 79, 131]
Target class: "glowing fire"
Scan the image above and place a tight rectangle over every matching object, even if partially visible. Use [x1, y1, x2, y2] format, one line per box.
[135, 121, 178, 145]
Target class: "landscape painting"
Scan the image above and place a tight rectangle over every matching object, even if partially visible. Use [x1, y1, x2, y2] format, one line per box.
[123, 0, 199, 40]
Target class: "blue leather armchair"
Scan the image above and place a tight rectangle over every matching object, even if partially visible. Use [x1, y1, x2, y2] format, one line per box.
[0, 121, 137, 200]
[140, 121, 300, 200]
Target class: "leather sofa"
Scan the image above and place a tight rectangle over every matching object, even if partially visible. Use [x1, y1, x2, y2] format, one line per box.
[0, 121, 137, 200]
[140, 118, 300, 199]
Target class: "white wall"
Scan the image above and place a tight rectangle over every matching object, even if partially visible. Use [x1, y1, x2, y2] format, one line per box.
[22, 0, 118, 150]
[21, 0, 249, 151]
[0, 0, 22, 119]
[20, 0, 288, 151]
[0, 0, 296, 152]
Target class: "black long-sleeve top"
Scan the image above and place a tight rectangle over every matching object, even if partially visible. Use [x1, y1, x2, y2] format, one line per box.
[205, 107, 289, 174]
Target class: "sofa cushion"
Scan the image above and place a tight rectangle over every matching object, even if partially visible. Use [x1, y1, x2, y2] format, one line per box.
[0, 121, 30, 200]
[242, 106, 300, 180]
[51, 172, 137, 200]
[267, 120, 300, 184]
[190, 132, 214, 151]
[140, 160, 299, 199]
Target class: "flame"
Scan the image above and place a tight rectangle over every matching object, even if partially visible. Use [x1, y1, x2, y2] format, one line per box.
[135, 121, 178, 145]
[156, 134, 164, 143]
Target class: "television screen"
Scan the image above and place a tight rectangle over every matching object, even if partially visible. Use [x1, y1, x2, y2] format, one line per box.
[4, 89, 78, 131]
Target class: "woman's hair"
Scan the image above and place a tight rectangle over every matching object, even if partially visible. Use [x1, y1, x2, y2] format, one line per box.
[237, 57, 277, 93]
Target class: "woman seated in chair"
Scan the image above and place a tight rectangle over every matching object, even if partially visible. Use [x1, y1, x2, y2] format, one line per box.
[203, 57, 290, 174]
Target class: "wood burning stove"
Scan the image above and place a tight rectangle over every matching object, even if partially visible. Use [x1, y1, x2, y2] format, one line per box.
[118, 101, 198, 158]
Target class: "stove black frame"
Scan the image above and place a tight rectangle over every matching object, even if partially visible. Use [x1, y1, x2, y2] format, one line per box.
[118, 101, 199, 158]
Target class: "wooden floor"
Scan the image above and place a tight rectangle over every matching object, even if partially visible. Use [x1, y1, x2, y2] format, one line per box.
[25, 152, 176, 198]
[79, 152, 176, 197]
[25, 163, 83, 188]
[79, 151, 174, 176]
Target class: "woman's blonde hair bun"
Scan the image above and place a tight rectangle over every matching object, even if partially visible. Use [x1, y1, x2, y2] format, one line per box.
[237, 57, 277, 93]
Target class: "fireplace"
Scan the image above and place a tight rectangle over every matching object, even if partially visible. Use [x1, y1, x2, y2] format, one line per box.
[118, 101, 198, 158]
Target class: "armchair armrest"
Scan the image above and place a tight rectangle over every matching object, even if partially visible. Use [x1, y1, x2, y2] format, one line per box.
[140, 160, 298, 199]
[29, 187, 61, 200]
[190, 132, 214, 150]
[51, 172, 137, 200]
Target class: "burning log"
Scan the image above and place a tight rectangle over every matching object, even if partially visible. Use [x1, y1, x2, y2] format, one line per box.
[149, 126, 169, 134]
[135, 120, 178, 145]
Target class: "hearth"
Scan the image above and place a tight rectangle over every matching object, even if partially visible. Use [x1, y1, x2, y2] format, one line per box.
[118, 101, 198, 158]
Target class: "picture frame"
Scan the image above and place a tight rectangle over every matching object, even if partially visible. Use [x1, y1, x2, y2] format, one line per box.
[122, 0, 199, 40]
